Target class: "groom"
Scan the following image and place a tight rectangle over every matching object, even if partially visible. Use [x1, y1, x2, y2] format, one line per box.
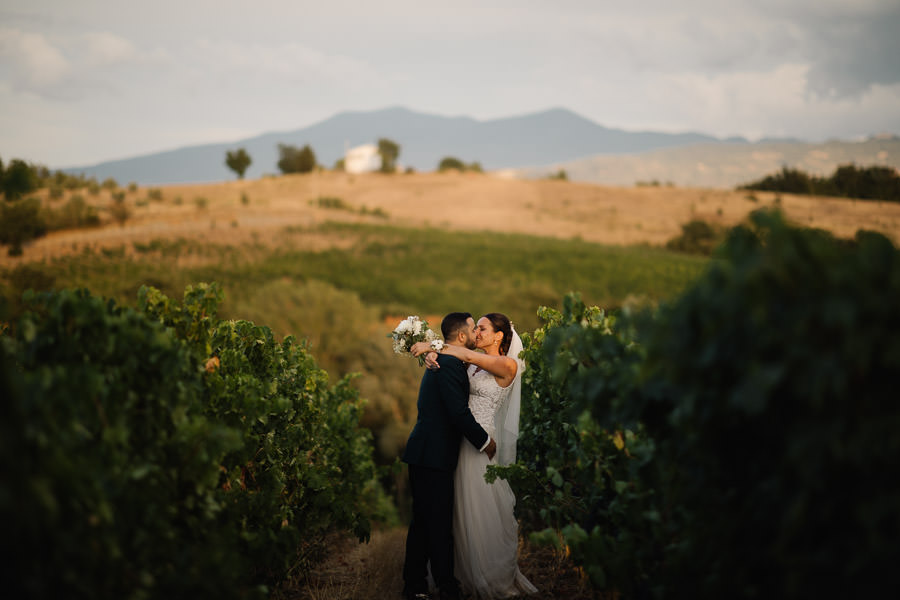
[401, 312, 497, 600]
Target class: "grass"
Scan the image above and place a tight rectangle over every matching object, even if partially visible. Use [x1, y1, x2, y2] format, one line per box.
[3, 221, 707, 332]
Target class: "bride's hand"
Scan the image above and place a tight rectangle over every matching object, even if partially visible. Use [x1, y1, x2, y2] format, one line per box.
[424, 351, 439, 370]
[410, 341, 431, 357]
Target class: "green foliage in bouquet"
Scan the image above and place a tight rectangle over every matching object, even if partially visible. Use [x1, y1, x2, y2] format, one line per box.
[1, 283, 380, 599]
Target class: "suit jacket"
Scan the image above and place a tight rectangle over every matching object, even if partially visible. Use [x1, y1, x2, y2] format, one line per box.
[402, 353, 489, 471]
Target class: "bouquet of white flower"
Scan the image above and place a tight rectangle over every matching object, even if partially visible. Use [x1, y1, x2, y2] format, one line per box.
[389, 315, 442, 366]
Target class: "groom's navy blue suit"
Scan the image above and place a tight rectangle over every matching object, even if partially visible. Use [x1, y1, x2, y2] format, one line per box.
[402, 353, 489, 598]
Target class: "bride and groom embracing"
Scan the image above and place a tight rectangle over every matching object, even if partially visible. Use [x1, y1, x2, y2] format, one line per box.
[401, 312, 537, 600]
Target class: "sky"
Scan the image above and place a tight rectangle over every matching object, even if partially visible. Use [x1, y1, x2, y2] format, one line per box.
[1, 0, 899, 168]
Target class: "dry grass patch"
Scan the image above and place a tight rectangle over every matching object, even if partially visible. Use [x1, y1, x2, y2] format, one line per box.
[5, 171, 900, 266]
[278, 528, 598, 600]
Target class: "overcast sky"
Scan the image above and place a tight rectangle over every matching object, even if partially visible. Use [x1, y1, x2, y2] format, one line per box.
[2, 0, 899, 168]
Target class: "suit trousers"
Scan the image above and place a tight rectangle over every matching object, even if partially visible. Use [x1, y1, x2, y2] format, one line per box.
[403, 463, 459, 595]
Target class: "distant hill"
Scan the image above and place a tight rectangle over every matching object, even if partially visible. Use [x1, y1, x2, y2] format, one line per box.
[516, 136, 900, 189]
[60, 107, 733, 185]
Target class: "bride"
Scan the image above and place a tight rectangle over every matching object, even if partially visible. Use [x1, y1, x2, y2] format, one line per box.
[412, 312, 537, 599]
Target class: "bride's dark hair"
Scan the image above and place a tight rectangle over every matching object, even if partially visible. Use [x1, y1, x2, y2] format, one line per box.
[482, 313, 513, 356]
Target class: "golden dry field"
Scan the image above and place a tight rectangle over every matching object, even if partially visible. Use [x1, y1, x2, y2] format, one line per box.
[5, 170, 900, 266]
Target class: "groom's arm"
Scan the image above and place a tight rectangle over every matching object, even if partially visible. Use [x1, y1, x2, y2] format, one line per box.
[437, 356, 493, 453]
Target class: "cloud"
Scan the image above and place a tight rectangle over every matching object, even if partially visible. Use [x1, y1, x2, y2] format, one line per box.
[82, 31, 137, 66]
[191, 39, 383, 89]
[0, 27, 68, 90]
[803, 11, 900, 97]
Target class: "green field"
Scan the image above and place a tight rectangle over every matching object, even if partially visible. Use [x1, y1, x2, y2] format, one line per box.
[2, 221, 708, 462]
[4, 222, 708, 327]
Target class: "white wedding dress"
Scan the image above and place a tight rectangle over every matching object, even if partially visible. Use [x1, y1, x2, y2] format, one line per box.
[452, 363, 537, 599]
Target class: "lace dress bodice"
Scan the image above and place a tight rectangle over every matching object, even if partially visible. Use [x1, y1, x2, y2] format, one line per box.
[467, 364, 510, 436]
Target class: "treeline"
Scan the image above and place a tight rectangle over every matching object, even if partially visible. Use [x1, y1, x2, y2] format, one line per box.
[0, 157, 148, 255]
[1, 283, 386, 599]
[740, 164, 900, 201]
[437, 156, 482, 172]
[494, 209, 900, 598]
[232, 137, 403, 178]
[0, 156, 132, 201]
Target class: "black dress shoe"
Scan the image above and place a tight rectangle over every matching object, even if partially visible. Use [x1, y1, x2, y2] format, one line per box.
[403, 592, 431, 600]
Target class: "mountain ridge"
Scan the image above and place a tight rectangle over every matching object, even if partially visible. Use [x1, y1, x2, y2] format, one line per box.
[60, 106, 893, 187]
[62, 106, 742, 185]
[515, 136, 900, 188]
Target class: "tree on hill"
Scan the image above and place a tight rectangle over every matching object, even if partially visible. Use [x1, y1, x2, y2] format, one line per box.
[276, 144, 317, 175]
[225, 148, 252, 179]
[438, 157, 465, 171]
[740, 164, 900, 202]
[0, 197, 46, 255]
[2, 159, 39, 201]
[438, 157, 483, 172]
[377, 138, 400, 173]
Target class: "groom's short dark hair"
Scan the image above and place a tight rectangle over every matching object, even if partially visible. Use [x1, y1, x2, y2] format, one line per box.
[441, 312, 472, 340]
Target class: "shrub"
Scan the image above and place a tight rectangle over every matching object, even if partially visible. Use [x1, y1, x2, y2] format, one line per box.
[437, 157, 482, 173]
[535, 210, 900, 598]
[665, 219, 723, 255]
[109, 195, 130, 225]
[628, 210, 900, 597]
[438, 157, 466, 171]
[46, 194, 101, 230]
[1, 283, 381, 598]
[741, 166, 814, 194]
[315, 196, 348, 210]
[488, 295, 655, 595]
[0, 197, 46, 255]
[1, 264, 56, 318]
[2, 159, 39, 200]
[741, 164, 900, 202]
[63, 173, 85, 190]
[276, 144, 316, 174]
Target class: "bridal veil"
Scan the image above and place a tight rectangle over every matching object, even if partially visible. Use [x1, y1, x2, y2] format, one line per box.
[495, 326, 523, 466]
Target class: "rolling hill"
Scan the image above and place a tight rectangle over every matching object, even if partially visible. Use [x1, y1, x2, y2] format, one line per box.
[61, 107, 730, 185]
[515, 136, 900, 188]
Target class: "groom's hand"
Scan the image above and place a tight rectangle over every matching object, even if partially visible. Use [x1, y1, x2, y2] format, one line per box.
[484, 438, 497, 460]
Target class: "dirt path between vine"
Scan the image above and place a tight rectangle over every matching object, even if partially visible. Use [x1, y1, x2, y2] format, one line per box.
[278, 527, 597, 600]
